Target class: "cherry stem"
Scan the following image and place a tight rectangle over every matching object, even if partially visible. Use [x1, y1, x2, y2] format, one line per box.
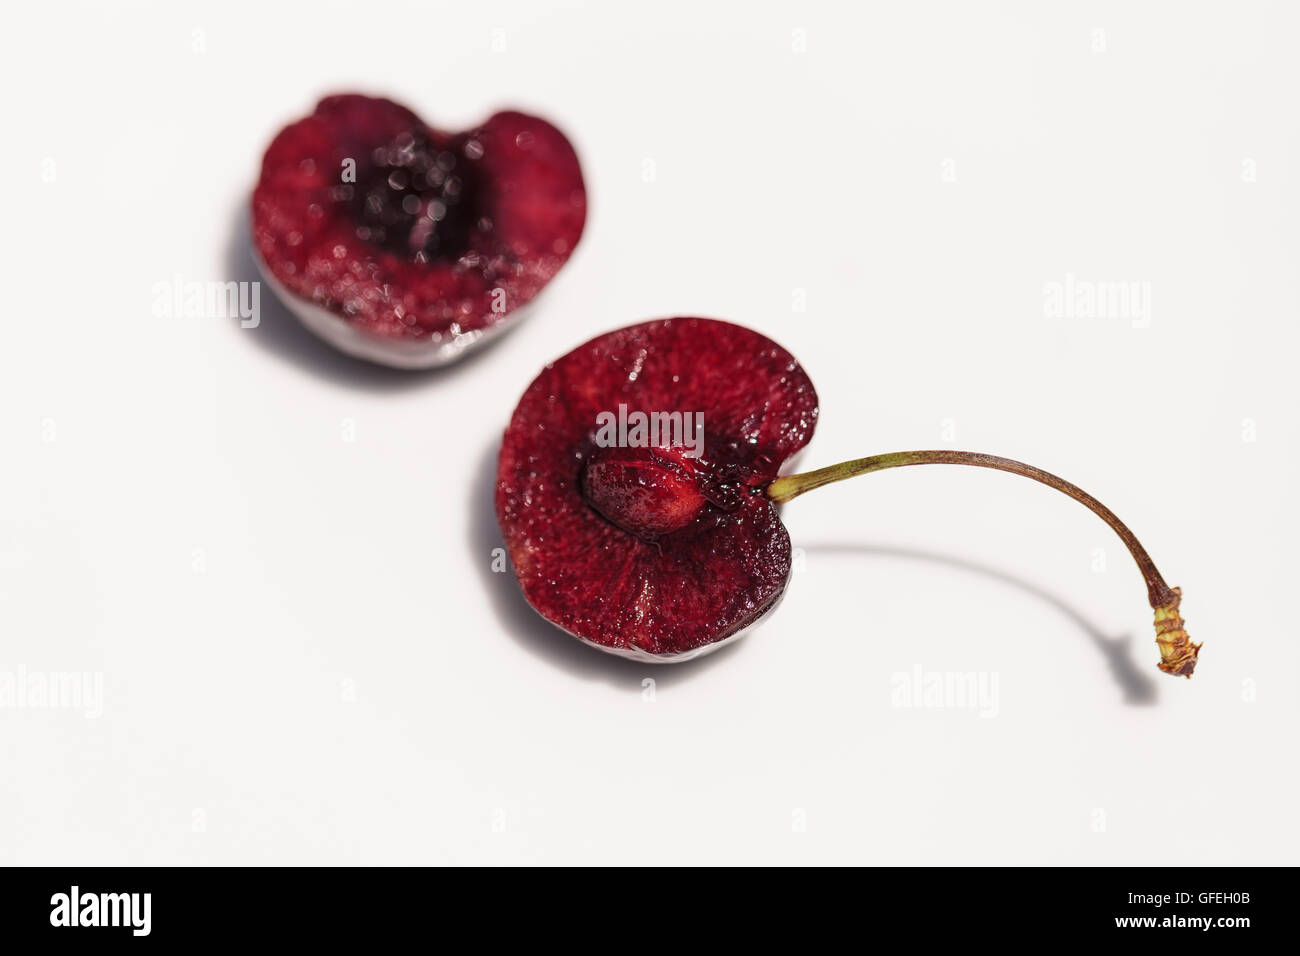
[766, 450, 1200, 678]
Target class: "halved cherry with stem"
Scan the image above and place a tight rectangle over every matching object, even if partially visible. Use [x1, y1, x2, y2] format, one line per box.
[495, 318, 1198, 675]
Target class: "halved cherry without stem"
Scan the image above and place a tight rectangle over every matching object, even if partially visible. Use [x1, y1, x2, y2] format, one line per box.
[495, 318, 1199, 674]
[253, 94, 586, 368]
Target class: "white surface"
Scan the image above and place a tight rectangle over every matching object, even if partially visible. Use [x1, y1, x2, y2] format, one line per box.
[2, 0, 1297, 865]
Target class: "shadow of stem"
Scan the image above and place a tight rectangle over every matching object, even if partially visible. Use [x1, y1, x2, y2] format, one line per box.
[800, 542, 1159, 706]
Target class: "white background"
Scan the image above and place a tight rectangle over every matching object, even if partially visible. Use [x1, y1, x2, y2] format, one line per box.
[2, 0, 1297, 865]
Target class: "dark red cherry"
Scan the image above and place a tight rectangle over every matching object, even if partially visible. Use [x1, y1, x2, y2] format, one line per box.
[252, 94, 586, 368]
[495, 318, 818, 661]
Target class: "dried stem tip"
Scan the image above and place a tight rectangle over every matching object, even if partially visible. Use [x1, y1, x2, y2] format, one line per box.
[1154, 587, 1200, 678]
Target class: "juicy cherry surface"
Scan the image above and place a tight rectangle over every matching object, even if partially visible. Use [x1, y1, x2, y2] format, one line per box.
[582, 446, 708, 540]
[348, 129, 485, 263]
